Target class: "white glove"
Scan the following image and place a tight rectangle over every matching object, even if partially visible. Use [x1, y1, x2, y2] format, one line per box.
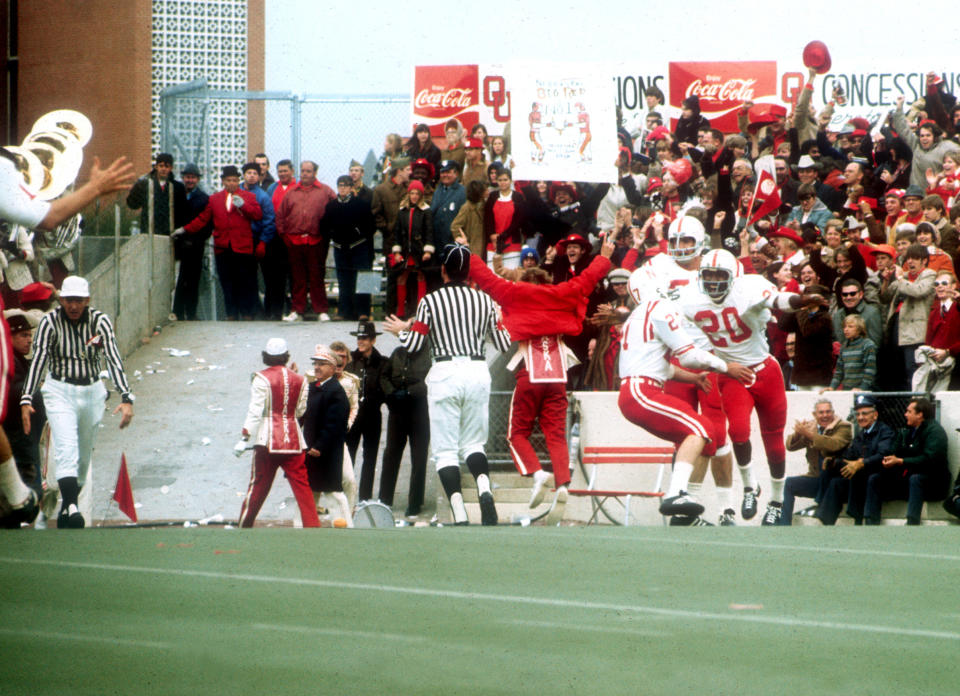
[231, 195, 244, 209]
[172, 227, 186, 237]
[233, 440, 248, 457]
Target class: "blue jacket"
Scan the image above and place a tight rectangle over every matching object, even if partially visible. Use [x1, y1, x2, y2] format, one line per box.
[243, 183, 276, 245]
[844, 419, 896, 474]
[785, 198, 833, 231]
[430, 182, 466, 249]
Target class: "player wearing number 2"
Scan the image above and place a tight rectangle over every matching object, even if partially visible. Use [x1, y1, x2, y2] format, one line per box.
[683, 249, 825, 525]
[619, 264, 754, 519]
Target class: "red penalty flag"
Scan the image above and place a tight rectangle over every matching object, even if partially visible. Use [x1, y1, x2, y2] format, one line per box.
[113, 454, 138, 522]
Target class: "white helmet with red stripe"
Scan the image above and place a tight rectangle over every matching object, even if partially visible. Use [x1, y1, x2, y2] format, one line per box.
[698, 249, 742, 302]
[628, 263, 667, 304]
[667, 215, 706, 262]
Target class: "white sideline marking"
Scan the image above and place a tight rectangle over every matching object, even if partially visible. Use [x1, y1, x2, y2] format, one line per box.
[507, 619, 662, 638]
[2, 556, 957, 642]
[253, 623, 424, 643]
[530, 530, 960, 563]
[0, 627, 170, 649]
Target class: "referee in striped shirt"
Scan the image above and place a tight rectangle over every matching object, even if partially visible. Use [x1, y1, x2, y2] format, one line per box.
[384, 244, 511, 525]
[20, 275, 134, 528]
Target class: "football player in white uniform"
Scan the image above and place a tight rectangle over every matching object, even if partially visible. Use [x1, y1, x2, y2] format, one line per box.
[619, 264, 753, 518]
[683, 249, 824, 524]
[642, 214, 740, 525]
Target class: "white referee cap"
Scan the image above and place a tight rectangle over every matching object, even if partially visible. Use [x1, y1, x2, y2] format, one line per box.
[60, 275, 89, 298]
[263, 337, 288, 356]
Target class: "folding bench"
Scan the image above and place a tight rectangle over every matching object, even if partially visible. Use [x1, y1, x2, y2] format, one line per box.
[567, 445, 673, 525]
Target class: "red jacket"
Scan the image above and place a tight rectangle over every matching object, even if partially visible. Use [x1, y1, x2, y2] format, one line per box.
[468, 253, 612, 341]
[925, 298, 960, 355]
[184, 189, 262, 255]
[276, 181, 336, 246]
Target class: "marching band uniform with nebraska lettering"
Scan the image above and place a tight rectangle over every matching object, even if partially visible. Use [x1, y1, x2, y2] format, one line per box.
[618, 298, 727, 451]
[680, 274, 790, 473]
[468, 252, 612, 488]
[238, 365, 320, 528]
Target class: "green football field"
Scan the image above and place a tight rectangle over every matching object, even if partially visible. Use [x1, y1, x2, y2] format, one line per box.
[1, 526, 958, 695]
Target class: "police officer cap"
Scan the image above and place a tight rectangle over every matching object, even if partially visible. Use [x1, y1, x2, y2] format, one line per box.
[854, 394, 877, 410]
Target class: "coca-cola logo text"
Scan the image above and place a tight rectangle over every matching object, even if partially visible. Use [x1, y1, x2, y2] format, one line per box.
[685, 78, 757, 103]
[414, 87, 474, 110]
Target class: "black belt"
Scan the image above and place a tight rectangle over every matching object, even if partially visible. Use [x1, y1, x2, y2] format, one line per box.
[435, 355, 485, 362]
[51, 374, 98, 386]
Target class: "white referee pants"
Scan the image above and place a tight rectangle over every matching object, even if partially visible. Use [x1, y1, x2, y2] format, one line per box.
[40, 378, 107, 488]
[426, 358, 490, 471]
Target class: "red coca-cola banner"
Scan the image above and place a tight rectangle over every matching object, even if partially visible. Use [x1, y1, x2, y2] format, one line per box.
[669, 61, 778, 133]
[412, 65, 480, 137]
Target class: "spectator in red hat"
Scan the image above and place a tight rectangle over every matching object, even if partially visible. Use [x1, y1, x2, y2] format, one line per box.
[461, 137, 487, 189]
[404, 124, 441, 180]
[387, 180, 436, 318]
[409, 158, 437, 201]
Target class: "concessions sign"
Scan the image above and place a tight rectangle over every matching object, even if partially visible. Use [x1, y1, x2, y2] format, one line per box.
[412, 65, 480, 137]
[668, 61, 778, 133]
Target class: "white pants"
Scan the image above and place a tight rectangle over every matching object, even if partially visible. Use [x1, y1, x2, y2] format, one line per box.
[426, 358, 490, 470]
[40, 378, 107, 488]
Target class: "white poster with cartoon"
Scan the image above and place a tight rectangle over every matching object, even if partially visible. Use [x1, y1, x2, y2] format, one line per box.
[510, 63, 618, 184]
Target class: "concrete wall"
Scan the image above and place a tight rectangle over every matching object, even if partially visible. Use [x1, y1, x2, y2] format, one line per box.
[86, 234, 175, 358]
[568, 390, 960, 526]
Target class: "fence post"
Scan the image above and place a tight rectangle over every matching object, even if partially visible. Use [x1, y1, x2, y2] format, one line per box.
[291, 94, 302, 168]
[114, 203, 121, 320]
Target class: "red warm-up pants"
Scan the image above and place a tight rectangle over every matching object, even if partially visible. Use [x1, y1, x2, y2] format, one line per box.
[507, 368, 570, 487]
[239, 447, 320, 528]
[286, 240, 328, 314]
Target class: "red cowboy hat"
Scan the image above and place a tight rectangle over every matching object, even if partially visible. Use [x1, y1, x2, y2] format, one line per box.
[768, 226, 805, 247]
[556, 233, 590, 254]
[802, 40, 832, 75]
[747, 103, 787, 133]
[549, 183, 578, 203]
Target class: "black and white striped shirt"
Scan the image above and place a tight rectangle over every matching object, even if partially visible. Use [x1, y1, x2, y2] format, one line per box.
[21, 306, 132, 404]
[401, 282, 511, 359]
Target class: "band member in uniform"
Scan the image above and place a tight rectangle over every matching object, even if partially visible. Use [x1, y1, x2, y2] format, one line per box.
[384, 244, 512, 525]
[237, 338, 320, 528]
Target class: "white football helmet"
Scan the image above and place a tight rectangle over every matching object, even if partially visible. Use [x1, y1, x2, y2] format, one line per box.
[698, 249, 742, 303]
[666, 215, 706, 262]
[628, 263, 667, 305]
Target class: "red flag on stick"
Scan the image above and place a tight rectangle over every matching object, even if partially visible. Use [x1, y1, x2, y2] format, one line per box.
[747, 155, 783, 226]
[113, 454, 137, 522]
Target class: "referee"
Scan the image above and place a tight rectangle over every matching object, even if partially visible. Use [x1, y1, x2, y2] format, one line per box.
[384, 244, 511, 525]
[20, 275, 134, 528]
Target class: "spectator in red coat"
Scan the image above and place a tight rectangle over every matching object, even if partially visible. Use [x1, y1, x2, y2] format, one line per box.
[921, 271, 960, 389]
[179, 165, 262, 320]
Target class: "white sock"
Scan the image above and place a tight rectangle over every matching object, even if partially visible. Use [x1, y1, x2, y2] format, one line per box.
[475, 473, 491, 496]
[770, 477, 785, 503]
[0, 457, 31, 507]
[738, 464, 757, 491]
[686, 481, 703, 500]
[667, 461, 695, 498]
[331, 492, 353, 527]
[716, 485, 734, 512]
[449, 492, 467, 523]
[67, 503, 79, 515]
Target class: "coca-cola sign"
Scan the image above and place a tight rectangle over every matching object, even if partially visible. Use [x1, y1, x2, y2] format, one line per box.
[412, 65, 480, 137]
[670, 62, 778, 133]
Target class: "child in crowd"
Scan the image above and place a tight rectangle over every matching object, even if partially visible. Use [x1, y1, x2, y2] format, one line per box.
[825, 314, 877, 392]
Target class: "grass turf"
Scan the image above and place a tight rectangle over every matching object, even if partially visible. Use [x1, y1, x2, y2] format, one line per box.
[1, 526, 958, 695]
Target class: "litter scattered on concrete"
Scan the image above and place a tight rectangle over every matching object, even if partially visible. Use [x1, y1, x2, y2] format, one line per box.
[163, 348, 191, 358]
[206, 405, 223, 412]
[160, 485, 169, 494]
[200, 437, 211, 446]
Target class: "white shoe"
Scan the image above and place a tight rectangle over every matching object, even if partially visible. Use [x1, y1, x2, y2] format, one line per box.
[544, 486, 568, 526]
[528, 470, 552, 508]
[318, 312, 331, 322]
[282, 311, 301, 322]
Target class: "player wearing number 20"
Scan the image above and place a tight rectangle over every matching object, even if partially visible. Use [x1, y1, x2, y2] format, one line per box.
[618, 264, 754, 519]
[681, 249, 826, 525]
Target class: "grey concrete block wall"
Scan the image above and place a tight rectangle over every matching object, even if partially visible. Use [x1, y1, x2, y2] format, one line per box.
[86, 234, 174, 358]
